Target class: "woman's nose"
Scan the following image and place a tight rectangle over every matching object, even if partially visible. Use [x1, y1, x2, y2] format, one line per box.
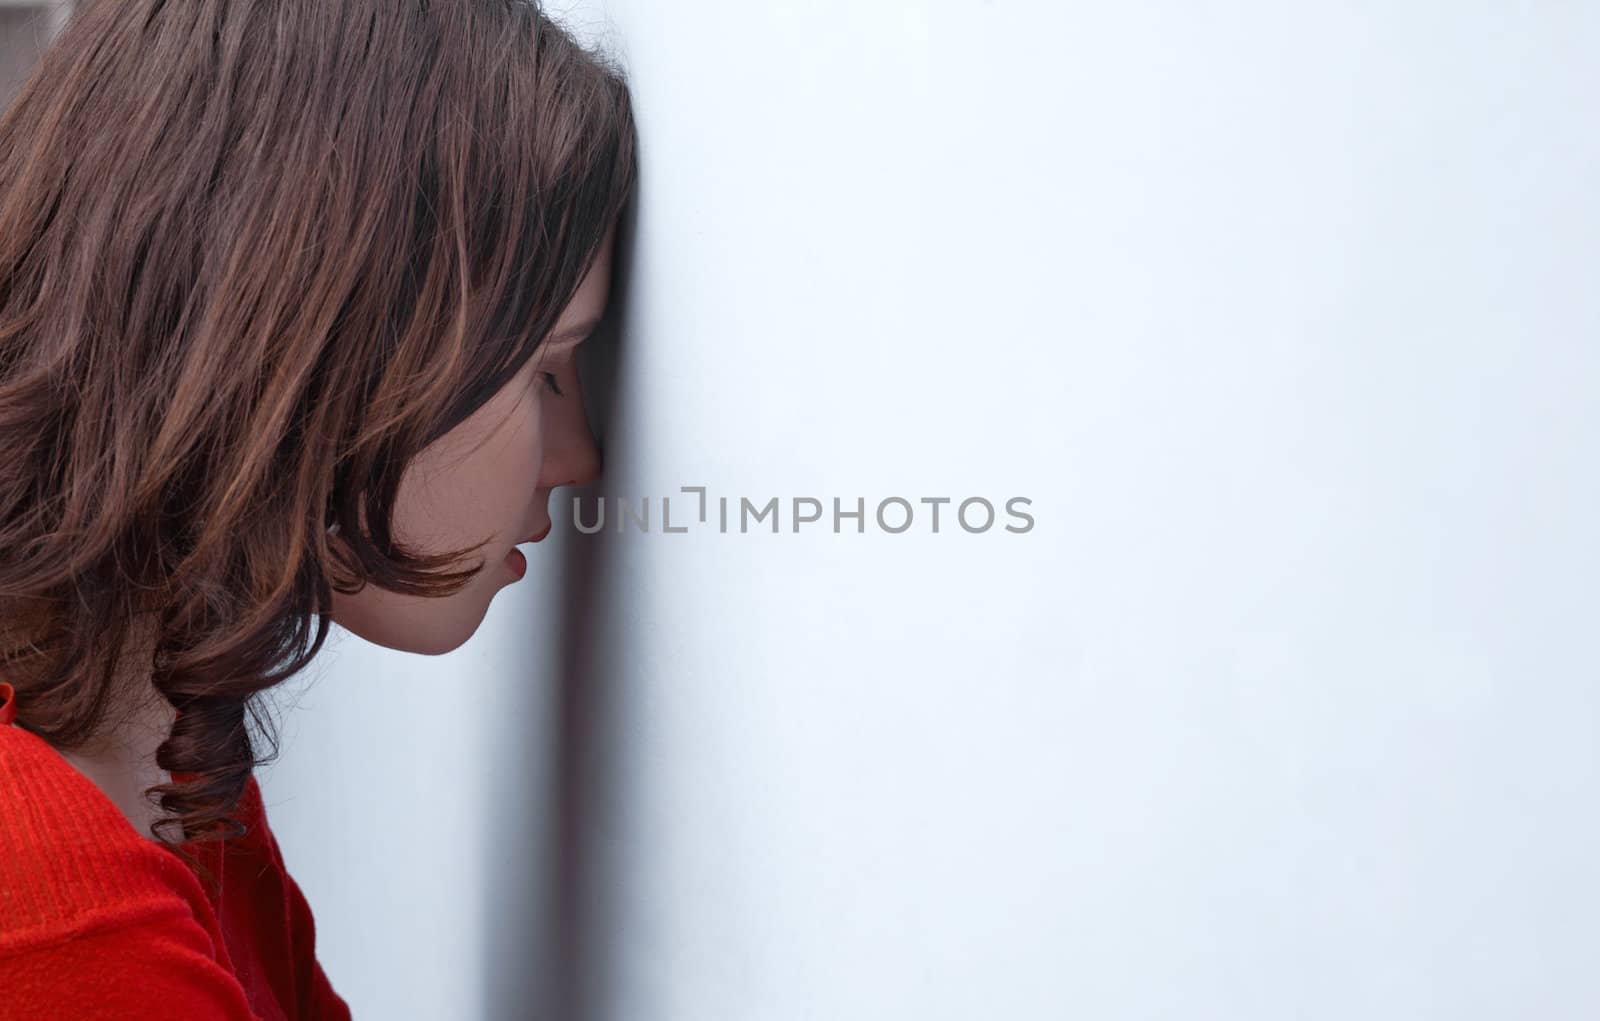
[542, 391, 602, 489]
[555, 423, 601, 488]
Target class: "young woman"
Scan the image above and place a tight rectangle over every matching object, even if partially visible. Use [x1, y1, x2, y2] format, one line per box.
[0, 2, 636, 1016]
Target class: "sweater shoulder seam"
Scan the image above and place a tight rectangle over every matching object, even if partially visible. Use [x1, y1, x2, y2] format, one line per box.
[0, 894, 216, 962]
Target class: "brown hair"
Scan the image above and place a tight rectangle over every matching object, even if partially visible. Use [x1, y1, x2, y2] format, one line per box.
[0, 0, 636, 855]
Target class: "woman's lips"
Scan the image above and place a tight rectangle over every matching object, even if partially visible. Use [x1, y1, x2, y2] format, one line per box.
[505, 524, 549, 581]
[505, 546, 527, 579]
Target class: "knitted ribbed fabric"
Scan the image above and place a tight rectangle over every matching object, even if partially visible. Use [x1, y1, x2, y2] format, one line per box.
[0, 718, 351, 1020]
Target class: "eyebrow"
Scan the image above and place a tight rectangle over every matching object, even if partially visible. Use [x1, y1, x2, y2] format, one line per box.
[544, 317, 602, 349]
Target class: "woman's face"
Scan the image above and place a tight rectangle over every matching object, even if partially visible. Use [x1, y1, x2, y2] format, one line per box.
[329, 225, 614, 654]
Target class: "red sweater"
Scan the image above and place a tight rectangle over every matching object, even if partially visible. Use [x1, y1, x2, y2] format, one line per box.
[0, 718, 352, 1020]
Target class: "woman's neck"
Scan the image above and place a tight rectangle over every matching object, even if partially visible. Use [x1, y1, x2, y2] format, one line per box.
[52, 616, 179, 841]
[56, 689, 176, 841]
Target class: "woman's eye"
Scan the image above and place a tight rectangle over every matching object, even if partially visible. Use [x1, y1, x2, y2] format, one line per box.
[540, 371, 565, 397]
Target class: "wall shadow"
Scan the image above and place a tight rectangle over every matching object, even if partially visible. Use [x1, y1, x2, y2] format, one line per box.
[480, 192, 641, 1020]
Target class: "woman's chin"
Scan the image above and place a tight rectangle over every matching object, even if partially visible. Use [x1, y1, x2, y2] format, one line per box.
[331, 597, 491, 657]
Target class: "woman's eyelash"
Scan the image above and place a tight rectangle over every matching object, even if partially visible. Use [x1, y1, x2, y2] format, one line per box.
[540, 371, 564, 397]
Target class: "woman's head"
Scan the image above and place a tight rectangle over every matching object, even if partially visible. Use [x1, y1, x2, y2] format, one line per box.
[331, 220, 616, 654]
[0, 0, 636, 845]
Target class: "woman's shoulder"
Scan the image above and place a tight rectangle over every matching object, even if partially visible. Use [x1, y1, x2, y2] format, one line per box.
[0, 724, 348, 1019]
[0, 722, 222, 956]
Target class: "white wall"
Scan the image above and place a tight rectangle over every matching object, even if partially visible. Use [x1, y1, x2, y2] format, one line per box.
[259, 2, 1600, 1019]
[0, 2, 69, 107]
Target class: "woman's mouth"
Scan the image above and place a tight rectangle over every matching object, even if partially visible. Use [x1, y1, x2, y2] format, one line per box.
[505, 523, 551, 580]
[505, 546, 527, 579]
